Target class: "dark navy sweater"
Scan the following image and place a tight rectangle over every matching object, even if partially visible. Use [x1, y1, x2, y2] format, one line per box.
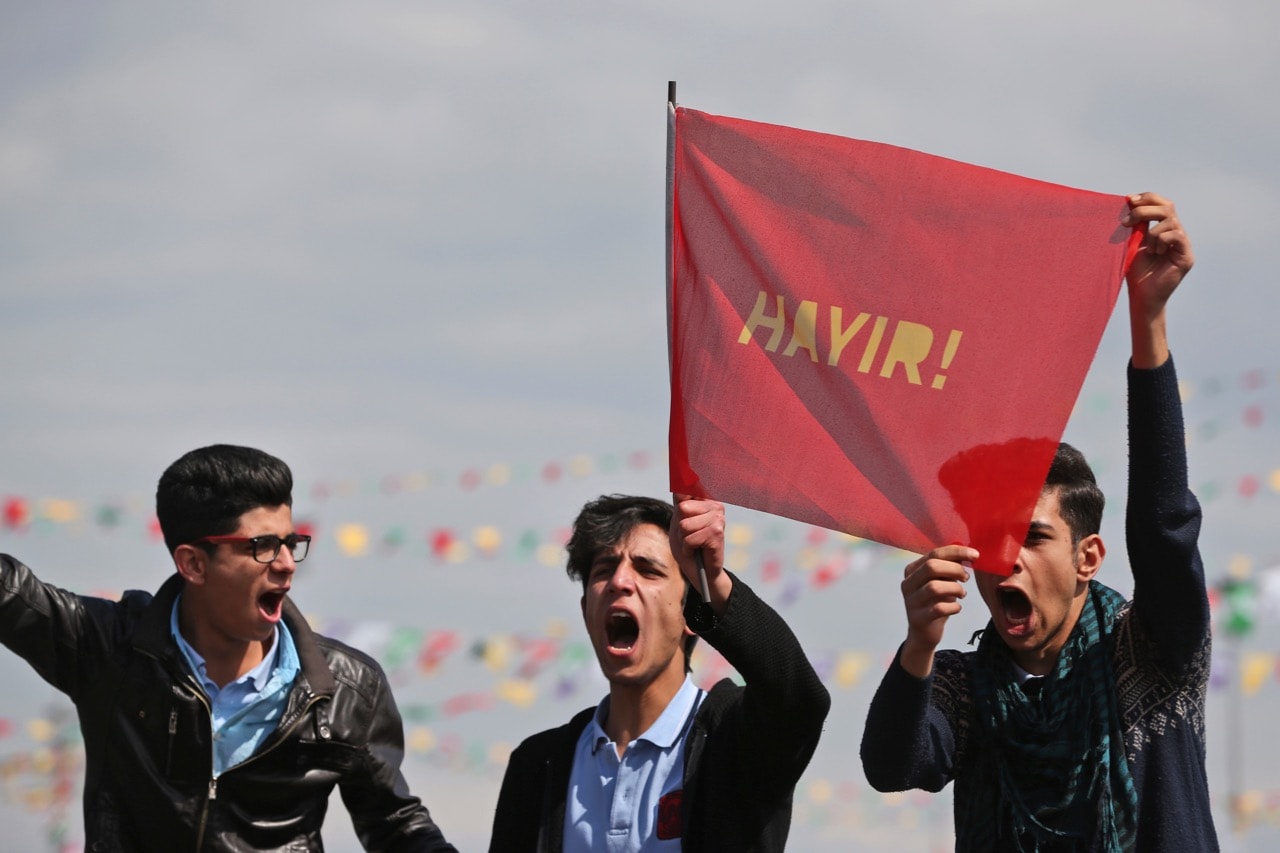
[861, 357, 1219, 852]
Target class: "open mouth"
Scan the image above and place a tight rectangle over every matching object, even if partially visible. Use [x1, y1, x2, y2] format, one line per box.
[999, 588, 1032, 627]
[606, 611, 639, 651]
[258, 589, 287, 621]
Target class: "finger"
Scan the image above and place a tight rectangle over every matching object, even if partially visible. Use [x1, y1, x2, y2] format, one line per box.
[679, 504, 724, 540]
[902, 558, 971, 597]
[920, 544, 980, 566]
[1123, 195, 1177, 226]
[906, 577, 968, 606]
[1126, 191, 1172, 211]
[903, 553, 973, 589]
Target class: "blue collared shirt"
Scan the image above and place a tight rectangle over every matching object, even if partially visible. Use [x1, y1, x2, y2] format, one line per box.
[564, 676, 705, 852]
[170, 597, 300, 775]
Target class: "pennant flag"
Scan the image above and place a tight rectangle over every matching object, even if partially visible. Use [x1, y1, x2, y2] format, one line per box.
[667, 104, 1142, 574]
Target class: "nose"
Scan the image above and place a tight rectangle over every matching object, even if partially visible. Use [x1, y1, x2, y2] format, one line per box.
[270, 546, 297, 575]
[607, 560, 638, 593]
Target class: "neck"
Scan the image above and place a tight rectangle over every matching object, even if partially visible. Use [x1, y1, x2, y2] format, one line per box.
[178, 595, 274, 688]
[603, 666, 687, 758]
[1014, 591, 1089, 677]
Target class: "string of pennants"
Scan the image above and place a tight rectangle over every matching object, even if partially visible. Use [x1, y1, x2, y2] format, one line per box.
[3, 358, 1280, 540]
[3, 462, 1280, 561]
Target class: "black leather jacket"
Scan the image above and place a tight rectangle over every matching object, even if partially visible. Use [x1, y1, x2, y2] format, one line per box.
[0, 556, 456, 852]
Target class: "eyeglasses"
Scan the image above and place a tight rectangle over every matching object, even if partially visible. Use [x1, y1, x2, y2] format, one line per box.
[195, 533, 311, 564]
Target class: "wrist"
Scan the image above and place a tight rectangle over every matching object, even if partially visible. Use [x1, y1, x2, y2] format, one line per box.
[899, 636, 937, 679]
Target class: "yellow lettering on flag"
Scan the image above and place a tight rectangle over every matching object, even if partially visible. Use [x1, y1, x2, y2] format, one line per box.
[737, 290, 964, 391]
[738, 291, 787, 350]
[782, 300, 819, 362]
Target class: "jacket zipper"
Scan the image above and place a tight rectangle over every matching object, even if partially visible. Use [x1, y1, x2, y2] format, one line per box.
[165, 709, 178, 776]
[189, 687, 215, 853]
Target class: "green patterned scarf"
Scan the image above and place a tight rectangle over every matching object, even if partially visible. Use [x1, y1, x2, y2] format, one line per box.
[957, 580, 1138, 851]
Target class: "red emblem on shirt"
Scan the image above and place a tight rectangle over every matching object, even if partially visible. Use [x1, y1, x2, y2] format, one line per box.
[657, 789, 683, 840]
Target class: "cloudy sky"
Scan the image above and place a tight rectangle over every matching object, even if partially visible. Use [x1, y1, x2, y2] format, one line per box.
[2, 2, 1279, 850]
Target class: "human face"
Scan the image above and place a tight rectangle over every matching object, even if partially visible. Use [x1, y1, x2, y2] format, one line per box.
[974, 489, 1103, 675]
[186, 504, 298, 648]
[580, 523, 692, 691]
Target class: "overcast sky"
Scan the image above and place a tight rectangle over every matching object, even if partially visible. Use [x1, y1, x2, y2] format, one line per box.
[2, 2, 1279, 850]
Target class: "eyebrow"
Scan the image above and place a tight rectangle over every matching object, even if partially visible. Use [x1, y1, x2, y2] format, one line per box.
[591, 550, 672, 571]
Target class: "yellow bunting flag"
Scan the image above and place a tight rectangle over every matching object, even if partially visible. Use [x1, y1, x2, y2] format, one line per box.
[336, 524, 369, 557]
[1241, 652, 1274, 696]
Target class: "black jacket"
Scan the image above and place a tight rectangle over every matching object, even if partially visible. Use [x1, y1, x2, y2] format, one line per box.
[0, 558, 456, 853]
[488, 575, 830, 852]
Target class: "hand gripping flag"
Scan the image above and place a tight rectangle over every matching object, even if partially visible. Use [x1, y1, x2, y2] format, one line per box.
[667, 104, 1143, 575]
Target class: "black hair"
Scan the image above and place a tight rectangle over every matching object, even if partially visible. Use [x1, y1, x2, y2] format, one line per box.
[565, 494, 697, 669]
[155, 444, 293, 555]
[1043, 442, 1105, 546]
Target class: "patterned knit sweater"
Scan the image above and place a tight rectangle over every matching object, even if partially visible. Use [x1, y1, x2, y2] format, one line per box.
[860, 357, 1219, 851]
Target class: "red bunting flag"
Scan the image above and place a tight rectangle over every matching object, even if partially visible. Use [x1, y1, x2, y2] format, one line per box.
[667, 105, 1142, 575]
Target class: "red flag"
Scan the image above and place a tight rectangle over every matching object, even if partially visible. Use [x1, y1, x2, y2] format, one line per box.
[667, 106, 1142, 575]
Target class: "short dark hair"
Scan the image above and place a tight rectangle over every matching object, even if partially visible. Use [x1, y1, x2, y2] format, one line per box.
[1043, 442, 1104, 546]
[565, 494, 697, 668]
[156, 445, 293, 555]
[565, 495, 674, 589]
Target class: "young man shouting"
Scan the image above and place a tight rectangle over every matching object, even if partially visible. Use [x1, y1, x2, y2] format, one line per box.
[490, 494, 830, 851]
[1, 444, 456, 851]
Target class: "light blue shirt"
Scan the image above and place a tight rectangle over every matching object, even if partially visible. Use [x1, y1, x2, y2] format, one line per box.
[564, 676, 705, 852]
[170, 597, 300, 775]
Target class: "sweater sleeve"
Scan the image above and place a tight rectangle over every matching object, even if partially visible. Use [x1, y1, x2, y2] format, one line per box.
[860, 648, 959, 793]
[692, 574, 831, 790]
[1125, 355, 1210, 671]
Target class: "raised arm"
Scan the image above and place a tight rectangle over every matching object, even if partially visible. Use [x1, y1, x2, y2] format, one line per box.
[670, 496, 830, 789]
[860, 547, 973, 792]
[1, 554, 121, 699]
[1121, 194, 1208, 669]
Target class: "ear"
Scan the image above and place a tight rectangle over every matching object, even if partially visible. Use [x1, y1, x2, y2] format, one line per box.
[580, 593, 587, 624]
[174, 544, 209, 586]
[1075, 534, 1105, 583]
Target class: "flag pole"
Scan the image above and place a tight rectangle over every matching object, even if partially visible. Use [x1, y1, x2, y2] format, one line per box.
[665, 80, 711, 605]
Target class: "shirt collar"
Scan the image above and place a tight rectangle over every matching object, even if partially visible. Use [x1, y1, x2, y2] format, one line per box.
[1012, 662, 1044, 686]
[588, 675, 703, 754]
